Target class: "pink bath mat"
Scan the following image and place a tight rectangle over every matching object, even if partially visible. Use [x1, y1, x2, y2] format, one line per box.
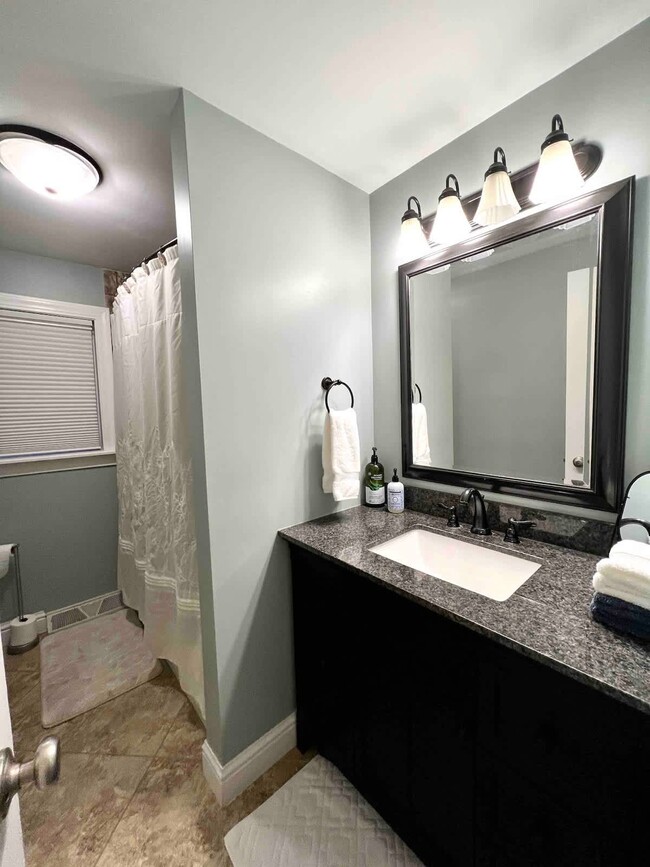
[40, 608, 163, 727]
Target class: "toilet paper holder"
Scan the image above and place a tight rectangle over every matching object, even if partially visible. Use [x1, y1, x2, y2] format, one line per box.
[6, 544, 38, 655]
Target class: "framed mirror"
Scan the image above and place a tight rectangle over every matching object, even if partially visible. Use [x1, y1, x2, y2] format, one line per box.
[399, 177, 634, 511]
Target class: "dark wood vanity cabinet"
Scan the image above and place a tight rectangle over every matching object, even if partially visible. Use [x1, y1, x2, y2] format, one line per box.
[290, 546, 650, 867]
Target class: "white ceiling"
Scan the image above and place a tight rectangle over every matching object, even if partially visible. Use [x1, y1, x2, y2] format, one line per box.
[0, 1, 647, 271]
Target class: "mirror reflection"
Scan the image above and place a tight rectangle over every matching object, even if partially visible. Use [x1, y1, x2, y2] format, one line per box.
[409, 213, 599, 487]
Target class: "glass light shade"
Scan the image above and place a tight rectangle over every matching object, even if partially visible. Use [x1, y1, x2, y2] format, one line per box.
[475, 170, 521, 226]
[429, 193, 471, 246]
[0, 134, 100, 200]
[529, 139, 584, 205]
[398, 215, 430, 263]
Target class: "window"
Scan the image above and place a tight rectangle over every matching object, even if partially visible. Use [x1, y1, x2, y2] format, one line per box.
[0, 292, 114, 476]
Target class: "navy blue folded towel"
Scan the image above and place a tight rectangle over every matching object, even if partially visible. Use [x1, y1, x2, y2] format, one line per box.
[591, 592, 650, 641]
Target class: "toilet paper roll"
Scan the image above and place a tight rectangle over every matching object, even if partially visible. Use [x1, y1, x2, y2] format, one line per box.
[8, 613, 39, 653]
[0, 544, 15, 580]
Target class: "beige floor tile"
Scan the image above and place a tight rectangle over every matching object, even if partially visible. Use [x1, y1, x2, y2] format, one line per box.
[3, 642, 41, 674]
[222, 747, 315, 835]
[156, 700, 206, 767]
[6, 667, 40, 706]
[21, 751, 151, 867]
[96, 756, 225, 867]
[8, 677, 70, 756]
[59, 671, 186, 757]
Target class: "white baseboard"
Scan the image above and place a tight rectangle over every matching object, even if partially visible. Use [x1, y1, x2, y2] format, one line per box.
[1, 611, 46, 649]
[202, 712, 296, 806]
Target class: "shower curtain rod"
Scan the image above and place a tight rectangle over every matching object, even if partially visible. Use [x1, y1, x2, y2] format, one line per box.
[142, 237, 178, 266]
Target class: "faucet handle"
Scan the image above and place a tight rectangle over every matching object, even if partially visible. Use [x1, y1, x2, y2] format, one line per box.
[504, 518, 536, 544]
[437, 504, 460, 528]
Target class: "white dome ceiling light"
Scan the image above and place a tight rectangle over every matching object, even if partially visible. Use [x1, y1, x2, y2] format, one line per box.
[0, 126, 101, 200]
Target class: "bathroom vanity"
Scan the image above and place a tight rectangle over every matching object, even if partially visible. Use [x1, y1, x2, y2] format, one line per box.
[281, 507, 650, 867]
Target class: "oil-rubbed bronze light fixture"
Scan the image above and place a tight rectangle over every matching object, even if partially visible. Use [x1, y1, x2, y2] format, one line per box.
[474, 147, 520, 226]
[397, 113, 601, 256]
[397, 196, 430, 263]
[429, 174, 471, 245]
[529, 114, 584, 204]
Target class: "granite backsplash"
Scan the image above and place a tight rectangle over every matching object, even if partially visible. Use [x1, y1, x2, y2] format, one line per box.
[404, 486, 615, 556]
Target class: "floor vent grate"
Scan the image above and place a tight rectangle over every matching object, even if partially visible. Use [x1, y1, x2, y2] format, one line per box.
[49, 608, 87, 631]
[98, 593, 123, 615]
[47, 592, 125, 634]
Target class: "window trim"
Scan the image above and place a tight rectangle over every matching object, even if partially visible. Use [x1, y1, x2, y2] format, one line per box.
[0, 291, 115, 477]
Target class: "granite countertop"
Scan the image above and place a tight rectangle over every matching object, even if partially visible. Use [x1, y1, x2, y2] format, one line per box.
[279, 506, 650, 715]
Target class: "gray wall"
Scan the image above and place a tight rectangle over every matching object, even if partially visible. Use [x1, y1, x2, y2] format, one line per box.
[0, 249, 117, 620]
[0, 248, 106, 304]
[172, 91, 373, 763]
[370, 19, 650, 517]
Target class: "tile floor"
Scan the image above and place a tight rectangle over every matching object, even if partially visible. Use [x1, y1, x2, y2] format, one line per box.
[5, 642, 313, 866]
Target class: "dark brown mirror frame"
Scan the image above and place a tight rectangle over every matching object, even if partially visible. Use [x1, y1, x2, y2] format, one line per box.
[398, 176, 635, 512]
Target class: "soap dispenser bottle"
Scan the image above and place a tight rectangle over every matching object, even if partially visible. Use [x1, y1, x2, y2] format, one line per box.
[387, 469, 405, 514]
[364, 447, 386, 508]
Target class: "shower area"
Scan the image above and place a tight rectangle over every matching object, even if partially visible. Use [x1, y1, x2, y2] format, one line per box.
[1, 240, 204, 732]
[111, 242, 204, 715]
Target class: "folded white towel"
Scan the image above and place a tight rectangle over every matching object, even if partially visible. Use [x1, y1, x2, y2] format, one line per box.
[598, 551, 650, 586]
[412, 402, 432, 466]
[611, 539, 650, 563]
[0, 544, 15, 581]
[322, 408, 360, 502]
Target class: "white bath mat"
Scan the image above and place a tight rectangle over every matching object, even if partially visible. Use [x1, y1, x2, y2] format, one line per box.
[224, 755, 423, 867]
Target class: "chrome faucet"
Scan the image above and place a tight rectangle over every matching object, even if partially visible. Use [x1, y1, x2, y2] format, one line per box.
[460, 488, 491, 535]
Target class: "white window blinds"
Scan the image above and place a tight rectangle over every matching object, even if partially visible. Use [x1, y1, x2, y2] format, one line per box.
[0, 307, 102, 458]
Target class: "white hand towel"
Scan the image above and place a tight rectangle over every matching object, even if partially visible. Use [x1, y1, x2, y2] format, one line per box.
[0, 544, 15, 580]
[412, 402, 432, 466]
[322, 408, 360, 502]
[611, 539, 650, 562]
[598, 553, 650, 586]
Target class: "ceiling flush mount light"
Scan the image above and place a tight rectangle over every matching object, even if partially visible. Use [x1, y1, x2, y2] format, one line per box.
[529, 114, 584, 205]
[0, 125, 101, 200]
[429, 174, 471, 246]
[398, 196, 430, 263]
[474, 147, 521, 226]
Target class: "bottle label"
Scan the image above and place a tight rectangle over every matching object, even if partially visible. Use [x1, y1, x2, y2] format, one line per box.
[388, 490, 404, 511]
[366, 485, 385, 505]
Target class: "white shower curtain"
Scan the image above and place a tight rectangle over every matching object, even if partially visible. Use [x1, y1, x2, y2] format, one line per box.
[111, 246, 204, 716]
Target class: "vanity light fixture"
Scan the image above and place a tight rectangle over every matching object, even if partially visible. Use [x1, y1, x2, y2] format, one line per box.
[474, 147, 521, 226]
[529, 114, 584, 205]
[398, 196, 430, 262]
[429, 174, 471, 246]
[0, 125, 101, 200]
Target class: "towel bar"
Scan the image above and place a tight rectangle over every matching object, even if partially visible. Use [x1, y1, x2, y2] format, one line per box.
[321, 377, 354, 413]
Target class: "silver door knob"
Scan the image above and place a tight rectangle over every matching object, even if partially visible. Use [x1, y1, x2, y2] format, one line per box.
[572, 456, 584, 468]
[0, 736, 60, 818]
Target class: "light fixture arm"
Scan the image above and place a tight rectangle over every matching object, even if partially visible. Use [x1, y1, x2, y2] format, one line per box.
[444, 174, 460, 196]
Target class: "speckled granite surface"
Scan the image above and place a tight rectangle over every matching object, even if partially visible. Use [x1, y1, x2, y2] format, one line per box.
[405, 486, 615, 556]
[279, 507, 650, 715]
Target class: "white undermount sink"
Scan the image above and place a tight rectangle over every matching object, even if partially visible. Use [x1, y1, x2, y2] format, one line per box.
[369, 528, 541, 601]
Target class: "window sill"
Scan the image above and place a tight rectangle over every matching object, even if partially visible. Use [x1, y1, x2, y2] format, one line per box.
[0, 451, 116, 478]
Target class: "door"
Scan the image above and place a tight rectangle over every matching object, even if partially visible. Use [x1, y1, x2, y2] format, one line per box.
[564, 266, 597, 486]
[0, 648, 25, 867]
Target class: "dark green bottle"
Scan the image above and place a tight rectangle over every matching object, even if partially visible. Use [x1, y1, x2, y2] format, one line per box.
[364, 447, 386, 508]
